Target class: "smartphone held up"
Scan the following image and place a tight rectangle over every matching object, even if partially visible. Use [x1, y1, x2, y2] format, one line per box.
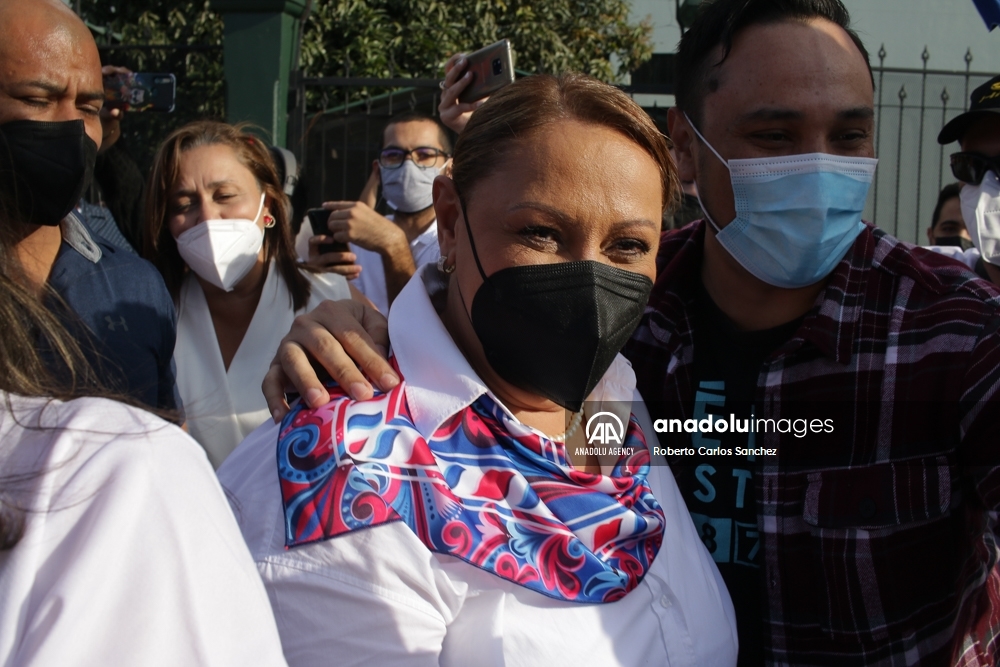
[103, 72, 176, 112]
[307, 208, 350, 261]
[456, 40, 515, 104]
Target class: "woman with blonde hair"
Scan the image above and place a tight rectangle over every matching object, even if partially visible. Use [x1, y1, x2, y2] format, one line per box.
[145, 121, 364, 466]
[221, 73, 737, 666]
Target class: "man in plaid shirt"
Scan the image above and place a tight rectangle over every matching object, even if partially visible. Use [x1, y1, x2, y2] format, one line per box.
[625, 0, 1000, 664]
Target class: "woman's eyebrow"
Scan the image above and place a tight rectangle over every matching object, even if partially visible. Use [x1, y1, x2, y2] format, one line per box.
[508, 202, 658, 230]
[507, 201, 576, 224]
[172, 180, 239, 197]
[608, 218, 659, 233]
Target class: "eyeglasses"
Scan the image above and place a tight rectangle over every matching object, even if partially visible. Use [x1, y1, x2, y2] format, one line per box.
[378, 147, 449, 169]
[950, 152, 1000, 185]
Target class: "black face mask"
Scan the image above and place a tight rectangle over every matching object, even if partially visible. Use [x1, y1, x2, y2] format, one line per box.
[0, 119, 97, 227]
[459, 202, 653, 412]
[933, 235, 974, 250]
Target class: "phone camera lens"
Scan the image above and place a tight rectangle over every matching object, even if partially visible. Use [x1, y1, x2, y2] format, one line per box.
[491, 58, 503, 76]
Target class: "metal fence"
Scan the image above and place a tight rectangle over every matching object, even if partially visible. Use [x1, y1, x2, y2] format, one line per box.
[289, 48, 997, 244]
[287, 72, 442, 214]
[867, 47, 994, 244]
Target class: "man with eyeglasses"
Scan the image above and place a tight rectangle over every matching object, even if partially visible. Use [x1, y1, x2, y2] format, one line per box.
[938, 75, 1000, 287]
[314, 111, 452, 313]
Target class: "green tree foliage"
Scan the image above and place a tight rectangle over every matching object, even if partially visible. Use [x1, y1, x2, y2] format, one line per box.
[301, 0, 652, 84]
[75, 1, 224, 170]
[73, 0, 651, 162]
[78, 0, 224, 118]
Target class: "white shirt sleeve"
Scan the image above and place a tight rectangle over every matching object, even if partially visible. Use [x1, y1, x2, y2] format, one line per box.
[0, 398, 288, 667]
[220, 420, 460, 667]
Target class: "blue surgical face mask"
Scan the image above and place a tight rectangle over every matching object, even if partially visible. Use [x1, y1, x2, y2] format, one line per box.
[684, 113, 877, 289]
[380, 160, 439, 214]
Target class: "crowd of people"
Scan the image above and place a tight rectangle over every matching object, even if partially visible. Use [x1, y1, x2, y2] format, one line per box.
[0, 0, 999, 665]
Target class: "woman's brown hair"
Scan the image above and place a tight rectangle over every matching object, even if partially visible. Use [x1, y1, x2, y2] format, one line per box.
[452, 72, 679, 216]
[143, 121, 312, 310]
[0, 178, 111, 549]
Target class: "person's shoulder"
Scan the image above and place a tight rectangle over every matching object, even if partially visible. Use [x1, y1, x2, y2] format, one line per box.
[218, 397, 437, 571]
[658, 219, 703, 254]
[870, 226, 1000, 313]
[94, 238, 157, 274]
[655, 219, 705, 276]
[95, 241, 174, 302]
[5, 396, 208, 494]
[14, 394, 166, 434]
[46, 396, 197, 455]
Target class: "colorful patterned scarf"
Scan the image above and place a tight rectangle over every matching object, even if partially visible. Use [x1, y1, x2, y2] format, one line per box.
[277, 377, 665, 604]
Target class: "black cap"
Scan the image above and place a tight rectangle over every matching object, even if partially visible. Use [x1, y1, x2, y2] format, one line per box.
[938, 75, 1000, 145]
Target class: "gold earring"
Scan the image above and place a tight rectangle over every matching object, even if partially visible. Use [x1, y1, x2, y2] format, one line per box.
[436, 256, 455, 274]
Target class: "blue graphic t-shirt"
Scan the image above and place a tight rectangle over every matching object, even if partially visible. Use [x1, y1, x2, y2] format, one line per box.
[672, 283, 801, 667]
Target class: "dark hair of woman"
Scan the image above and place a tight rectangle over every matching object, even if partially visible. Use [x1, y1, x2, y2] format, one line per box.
[452, 72, 679, 216]
[143, 121, 314, 311]
[931, 182, 962, 228]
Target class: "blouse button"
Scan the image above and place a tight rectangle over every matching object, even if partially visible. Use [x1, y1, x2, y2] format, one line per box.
[660, 595, 672, 609]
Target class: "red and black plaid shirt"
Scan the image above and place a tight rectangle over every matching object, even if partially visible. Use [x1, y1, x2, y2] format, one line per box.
[625, 220, 1000, 666]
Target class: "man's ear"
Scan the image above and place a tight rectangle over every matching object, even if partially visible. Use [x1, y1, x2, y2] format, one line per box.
[668, 107, 698, 184]
[433, 175, 461, 262]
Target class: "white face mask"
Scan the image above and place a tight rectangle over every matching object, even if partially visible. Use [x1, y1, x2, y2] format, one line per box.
[961, 171, 1000, 267]
[175, 192, 266, 292]
[380, 160, 439, 213]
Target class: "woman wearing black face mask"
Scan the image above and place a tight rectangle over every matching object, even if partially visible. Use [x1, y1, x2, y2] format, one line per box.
[219, 73, 737, 666]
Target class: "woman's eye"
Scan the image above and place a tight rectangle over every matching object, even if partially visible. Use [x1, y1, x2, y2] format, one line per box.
[519, 226, 560, 244]
[607, 237, 651, 256]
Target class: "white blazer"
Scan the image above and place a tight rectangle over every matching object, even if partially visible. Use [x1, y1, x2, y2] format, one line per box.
[175, 262, 350, 467]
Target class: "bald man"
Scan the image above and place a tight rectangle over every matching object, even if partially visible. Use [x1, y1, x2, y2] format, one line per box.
[0, 0, 180, 411]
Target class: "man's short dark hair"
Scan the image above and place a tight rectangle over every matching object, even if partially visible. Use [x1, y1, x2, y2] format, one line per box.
[382, 111, 454, 154]
[675, 0, 873, 123]
[931, 182, 962, 229]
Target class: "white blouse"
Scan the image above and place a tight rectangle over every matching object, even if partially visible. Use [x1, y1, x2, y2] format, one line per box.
[0, 394, 287, 666]
[175, 263, 351, 467]
[218, 265, 738, 667]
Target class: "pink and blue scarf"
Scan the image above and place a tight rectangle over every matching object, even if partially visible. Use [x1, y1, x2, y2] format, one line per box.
[277, 374, 664, 603]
